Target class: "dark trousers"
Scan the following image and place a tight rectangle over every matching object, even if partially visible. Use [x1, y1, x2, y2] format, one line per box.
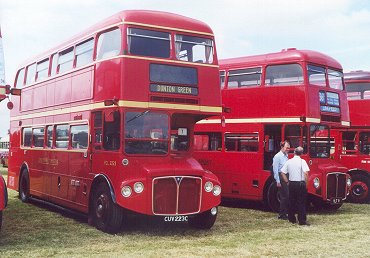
[278, 173, 289, 216]
[288, 181, 307, 224]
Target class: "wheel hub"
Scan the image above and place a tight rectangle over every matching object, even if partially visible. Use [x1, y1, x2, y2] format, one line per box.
[351, 182, 368, 199]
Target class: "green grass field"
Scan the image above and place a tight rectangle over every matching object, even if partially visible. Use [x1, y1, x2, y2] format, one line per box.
[0, 167, 370, 257]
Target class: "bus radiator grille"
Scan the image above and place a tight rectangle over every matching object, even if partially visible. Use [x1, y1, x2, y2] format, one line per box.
[153, 177, 201, 215]
[327, 173, 347, 199]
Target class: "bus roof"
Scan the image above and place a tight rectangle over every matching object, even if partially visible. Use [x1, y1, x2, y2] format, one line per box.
[219, 48, 342, 70]
[20, 10, 214, 67]
[344, 70, 370, 83]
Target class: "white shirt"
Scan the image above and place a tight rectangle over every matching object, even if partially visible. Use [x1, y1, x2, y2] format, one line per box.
[281, 155, 310, 182]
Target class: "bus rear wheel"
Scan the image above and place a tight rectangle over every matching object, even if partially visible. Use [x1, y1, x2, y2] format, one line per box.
[348, 174, 370, 203]
[188, 208, 217, 229]
[91, 182, 123, 234]
[19, 169, 30, 203]
[266, 181, 280, 212]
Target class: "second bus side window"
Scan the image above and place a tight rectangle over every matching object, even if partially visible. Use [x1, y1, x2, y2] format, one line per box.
[71, 125, 88, 149]
[55, 125, 69, 148]
[225, 133, 259, 152]
[194, 133, 222, 151]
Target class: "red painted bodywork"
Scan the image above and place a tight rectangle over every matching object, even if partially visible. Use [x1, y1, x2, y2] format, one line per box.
[331, 71, 370, 201]
[194, 49, 350, 206]
[7, 10, 221, 216]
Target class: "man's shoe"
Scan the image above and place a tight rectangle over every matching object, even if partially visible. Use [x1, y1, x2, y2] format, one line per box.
[299, 222, 310, 226]
[278, 215, 288, 220]
[289, 220, 297, 224]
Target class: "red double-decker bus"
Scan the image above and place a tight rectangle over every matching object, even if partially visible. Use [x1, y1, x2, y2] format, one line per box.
[194, 48, 351, 211]
[7, 10, 222, 233]
[331, 71, 370, 203]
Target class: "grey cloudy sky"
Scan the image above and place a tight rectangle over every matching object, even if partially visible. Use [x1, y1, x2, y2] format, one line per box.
[0, 0, 370, 136]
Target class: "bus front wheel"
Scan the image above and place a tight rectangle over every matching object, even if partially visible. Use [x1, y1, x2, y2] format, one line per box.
[19, 169, 30, 203]
[188, 208, 217, 229]
[91, 182, 123, 234]
[348, 174, 370, 203]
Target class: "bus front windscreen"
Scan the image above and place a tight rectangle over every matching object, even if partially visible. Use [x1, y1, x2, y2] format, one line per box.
[124, 111, 169, 155]
[309, 124, 330, 158]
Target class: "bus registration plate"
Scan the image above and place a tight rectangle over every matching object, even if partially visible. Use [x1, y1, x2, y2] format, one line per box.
[331, 198, 342, 204]
[164, 216, 188, 222]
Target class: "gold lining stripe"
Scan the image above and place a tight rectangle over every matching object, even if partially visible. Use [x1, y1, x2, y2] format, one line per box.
[196, 117, 323, 124]
[123, 21, 214, 36]
[11, 101, 222, 121]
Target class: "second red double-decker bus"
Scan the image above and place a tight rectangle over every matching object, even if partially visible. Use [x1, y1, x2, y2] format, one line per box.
[7, 10, 222, 233]
[331, 71, 370, 203]
[194, 48, 351, 211]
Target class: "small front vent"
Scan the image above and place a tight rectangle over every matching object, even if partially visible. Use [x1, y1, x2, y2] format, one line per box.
[151, 96, 198, 105]
[321, 115, 341, 123]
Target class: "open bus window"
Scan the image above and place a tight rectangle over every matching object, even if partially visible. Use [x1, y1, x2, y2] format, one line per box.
[103, 111, 120, 151]
[175, 34, 213, 64]
[309, 124, 330, 158]
[36, 58, 49, 81]
[227, 68, 262, 88]
[32, 128, 45, 148]
[265, 64, 303, 86]
[55, 125, 69, 148]
[15, 68, 25, 88]
[220, 71, 225, 88]
[58, 47, 74, 74]
[194, 133, 221, 151]
[75, 38, 94, 67]
[25, 63, 36, 85]
[328, 69, 344, 90]
[128, 28, 169, 58]
[359, 132, 370, 155]
[341, 131, 357, 154]
[97, 28, 121, 60]
[124, 111, 169, 155]
[71, 125, 88, 149]
[225, 133, 258, 152]
[308, 65, 326, 87]
[22, 128, 32, 147]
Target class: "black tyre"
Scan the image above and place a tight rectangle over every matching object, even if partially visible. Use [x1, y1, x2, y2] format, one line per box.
[0, 211, 2, 230]
[91, 182, 123, 234]
[19, 169, 30, 203]
[266, 181, 280, 212]
[188, 208, 217, 229]
[311, 198, 343, 211]
[348, 174, 370, 204]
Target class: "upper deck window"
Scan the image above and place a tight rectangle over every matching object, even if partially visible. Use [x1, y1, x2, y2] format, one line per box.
[220, 71, 225, 88]
[150, 64, 197, 86]
[227, 68, 262, 88]
[128, 28, 169, 58]
[328, 69, 344, 90]
[25, 63, 36, 85]
[265, 64, 303, 86]
[15, 68, 25, 88]
[75, 38, 94, 67]
[36, 58, 49, 81]
[345, 82, 370, 99]
[50, 53, 58, 76]
[175, 35, 213, 64]
[97, 28, 121, 60]
[58, 47, 74, 74]
[308, 65, 326, 87]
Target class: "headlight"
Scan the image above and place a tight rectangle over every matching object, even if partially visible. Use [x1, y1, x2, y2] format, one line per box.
[212, 185, 221, 196]
[204, 181, 213, 192]
[347, 177, 352, 187]
[313, 177, 320, 189]
[134, 182, 144, 193]
[121, 186, 132, 197]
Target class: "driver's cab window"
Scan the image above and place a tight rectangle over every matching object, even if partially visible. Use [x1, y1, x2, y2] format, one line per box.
[103, 110, 121, 151]
[284, 125, 307, 153]
[359, 132, 370, 155]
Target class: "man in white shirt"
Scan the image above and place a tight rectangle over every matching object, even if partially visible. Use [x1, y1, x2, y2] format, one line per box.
[280, 146, 310, 226]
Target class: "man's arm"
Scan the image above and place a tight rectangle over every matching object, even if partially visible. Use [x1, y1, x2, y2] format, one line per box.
[272, 155, 281, 185]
